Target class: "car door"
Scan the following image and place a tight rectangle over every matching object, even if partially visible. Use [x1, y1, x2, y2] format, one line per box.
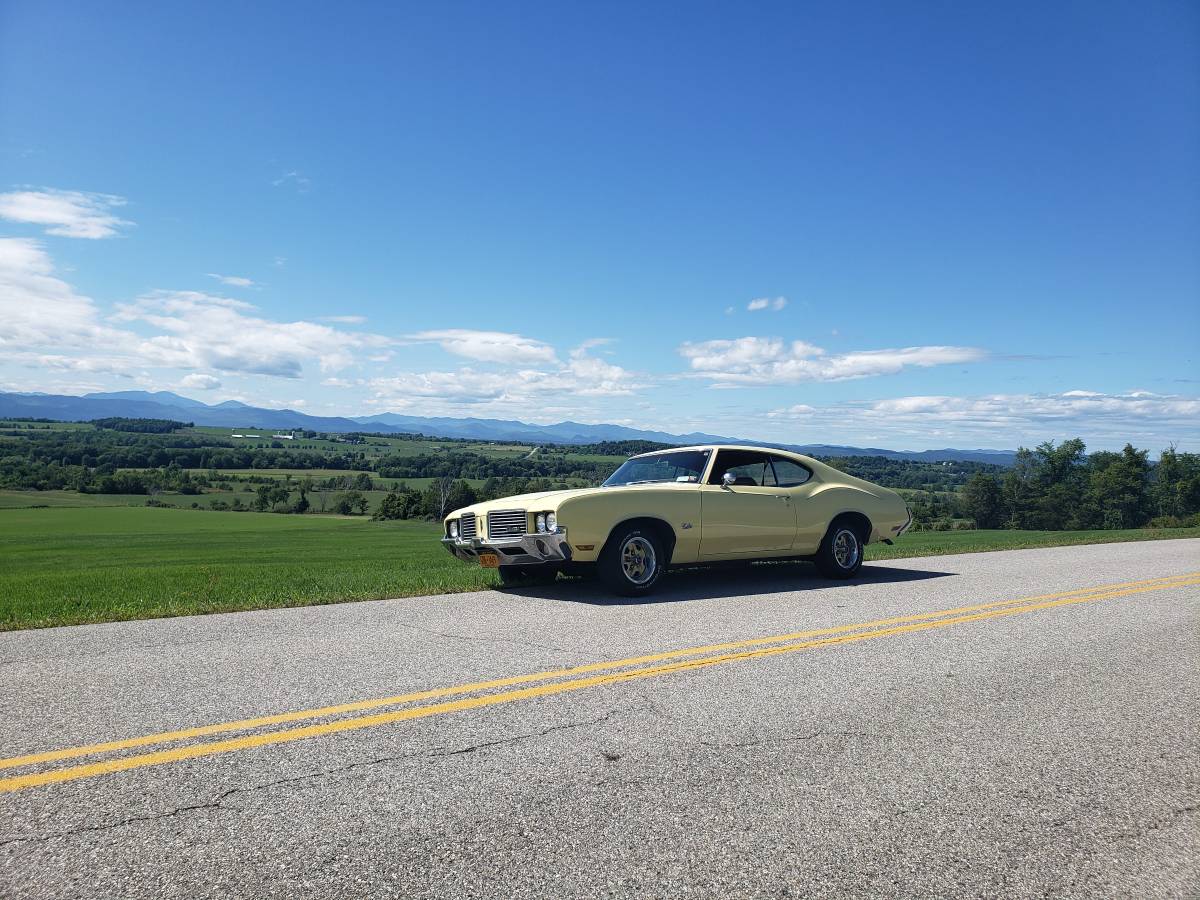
[767, 454, 823, 551]
[699, 450, 797, 556]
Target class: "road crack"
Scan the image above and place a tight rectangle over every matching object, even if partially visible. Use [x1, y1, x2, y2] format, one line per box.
[700, 729, 868, 750]
[433, 711, 618, 757]
[0, 712, 623, 849]
[389, 619, 576, 654]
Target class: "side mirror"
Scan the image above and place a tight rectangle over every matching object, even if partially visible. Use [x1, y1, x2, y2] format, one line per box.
[721, 471, 736, 489]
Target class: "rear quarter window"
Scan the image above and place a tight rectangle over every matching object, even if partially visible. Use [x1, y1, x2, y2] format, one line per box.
[770, 457, 812, 487]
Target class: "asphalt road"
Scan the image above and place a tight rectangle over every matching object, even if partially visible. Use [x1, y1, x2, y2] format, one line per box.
[2, 539, 1198, 899]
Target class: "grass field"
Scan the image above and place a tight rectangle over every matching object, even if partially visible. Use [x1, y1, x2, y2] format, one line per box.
[0, 507, 494, 630]
[0, 481, 587, 516]
[184, 426, 538, 461]
[0, 491, 152, 509]
[2, 506, 1197, 631]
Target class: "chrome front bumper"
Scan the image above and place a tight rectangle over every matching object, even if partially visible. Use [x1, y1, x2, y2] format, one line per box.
[441, 529, 572, 567]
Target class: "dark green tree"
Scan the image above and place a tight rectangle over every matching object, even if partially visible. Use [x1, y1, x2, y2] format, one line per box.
[1086, 444, 1152, 529]
[962, 473, 1005, 528]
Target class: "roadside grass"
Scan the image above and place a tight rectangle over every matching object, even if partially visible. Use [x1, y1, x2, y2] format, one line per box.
[865, 526, 1200, 559]
[0, 507, 493, 631]
[1, 506, 1196, 631]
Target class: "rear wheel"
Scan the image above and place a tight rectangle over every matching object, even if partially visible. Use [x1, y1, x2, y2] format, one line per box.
[598, 525, 665, 596]
[815, 518, 866, 579]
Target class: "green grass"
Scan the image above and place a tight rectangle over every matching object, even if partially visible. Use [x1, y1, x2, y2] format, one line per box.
[0, 507, 491, 630]
[183, 427, 537, 460]
[1, 506, 1196, 631]
[0, 490, 152, 509]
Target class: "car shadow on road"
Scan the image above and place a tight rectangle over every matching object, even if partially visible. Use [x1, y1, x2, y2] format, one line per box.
[502, 561, 955, 606]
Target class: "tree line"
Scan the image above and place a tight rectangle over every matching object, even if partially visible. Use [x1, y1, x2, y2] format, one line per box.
[958, 440, 1199, 530]
[3, 421, 1197, 532]
[92, 417, 192, 433]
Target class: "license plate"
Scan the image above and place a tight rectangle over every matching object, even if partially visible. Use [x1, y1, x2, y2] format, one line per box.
[478, 552, 500, 569]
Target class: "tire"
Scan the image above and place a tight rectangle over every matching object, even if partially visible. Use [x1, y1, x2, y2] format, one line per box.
[598, 525, 665, 596]
[497, 565, 559, 587]
[815, 518, 866, 579]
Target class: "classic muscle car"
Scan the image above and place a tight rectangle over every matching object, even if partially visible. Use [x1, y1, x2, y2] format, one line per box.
[441, 445, 912, 595]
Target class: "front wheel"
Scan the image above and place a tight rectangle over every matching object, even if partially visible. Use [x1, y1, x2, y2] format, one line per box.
[598, 525, 665, 596]
[815, 520, 865, 579]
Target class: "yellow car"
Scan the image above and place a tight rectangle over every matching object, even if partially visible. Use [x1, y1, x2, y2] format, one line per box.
[441, 444, 912, 595]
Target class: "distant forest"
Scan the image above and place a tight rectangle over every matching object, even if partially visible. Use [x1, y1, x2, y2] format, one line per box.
[0, 421, 1196, 530]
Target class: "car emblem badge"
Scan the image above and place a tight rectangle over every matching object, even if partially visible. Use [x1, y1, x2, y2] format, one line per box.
[681, 522, 693, 529]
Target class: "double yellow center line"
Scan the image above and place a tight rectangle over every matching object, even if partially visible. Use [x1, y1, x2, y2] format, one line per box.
[2, 571, 1197, 793]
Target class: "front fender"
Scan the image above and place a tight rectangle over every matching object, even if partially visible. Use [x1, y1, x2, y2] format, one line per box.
[556, 487, 702, 563]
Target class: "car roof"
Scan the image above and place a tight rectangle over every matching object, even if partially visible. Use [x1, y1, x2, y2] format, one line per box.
[630, 444, 816, 461]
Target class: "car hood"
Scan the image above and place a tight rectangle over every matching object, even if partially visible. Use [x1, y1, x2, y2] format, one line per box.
[447, 481, 695, 522]
[452, 487, 608, 521]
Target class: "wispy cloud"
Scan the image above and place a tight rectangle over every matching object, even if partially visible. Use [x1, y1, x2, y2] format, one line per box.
[1, 241, 389, 385]
[207, 273, 255, 287]
[318, 315, 367, 325]
[272, 171, 311, 192]
[0, 188, 131, 239]
[366, 343, 641, 411]
[747, 296, 787, 312]
[407, 329, 559, 365]
[114, 291, 389, 378]
[766, 391, 1200, 445]
[0, 238, 129, 347]
[679, 336, 984, 386]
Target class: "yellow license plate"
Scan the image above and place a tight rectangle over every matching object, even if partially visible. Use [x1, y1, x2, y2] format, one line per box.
[478, 552, 500, 568]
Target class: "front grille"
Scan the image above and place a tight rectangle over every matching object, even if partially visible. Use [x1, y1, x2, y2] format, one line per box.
[459, 515, 477, 539]
[487, 509, 527, 539]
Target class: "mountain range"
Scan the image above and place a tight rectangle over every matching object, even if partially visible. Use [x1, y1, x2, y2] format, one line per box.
[0, 390, 1017, 464]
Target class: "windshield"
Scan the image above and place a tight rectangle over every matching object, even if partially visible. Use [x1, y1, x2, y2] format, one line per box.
[602, 449, 711, 487]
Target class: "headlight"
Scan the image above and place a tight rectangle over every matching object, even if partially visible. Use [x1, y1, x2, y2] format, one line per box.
[536, 513, 547, 533]
[546, 512, 557, 532]
[449, 520, 459, 538]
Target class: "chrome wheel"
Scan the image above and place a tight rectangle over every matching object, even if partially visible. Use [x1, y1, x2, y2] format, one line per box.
[832, 529, 860, 569]
[620, 535, 657, 585]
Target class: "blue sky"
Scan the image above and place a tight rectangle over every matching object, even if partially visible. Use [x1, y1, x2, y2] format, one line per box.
[1, 0, 1196, 449]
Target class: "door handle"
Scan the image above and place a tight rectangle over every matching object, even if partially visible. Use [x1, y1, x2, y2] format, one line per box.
[775, 495, 790, 501]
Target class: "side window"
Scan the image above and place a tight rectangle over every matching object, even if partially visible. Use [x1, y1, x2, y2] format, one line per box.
[769, 456, 812, 487]
[709, 450, 773, 486]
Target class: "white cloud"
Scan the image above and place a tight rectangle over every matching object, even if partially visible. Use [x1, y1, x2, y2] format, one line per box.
[0, 238, 130, 348]
[207, 273, 255, 287]
[114, 290, 390, 378]
[407, 329, 558, 365]
[0, 188, 131, 239]
[180, 373, 221, 390]
[5, 352, 133, 376]
[765, 391, 1200, 446]
[0, 242, 390, 389]
[679, 336, 984, 386]
[747, 296, 787, 312]
[365, 345, 641, 411]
